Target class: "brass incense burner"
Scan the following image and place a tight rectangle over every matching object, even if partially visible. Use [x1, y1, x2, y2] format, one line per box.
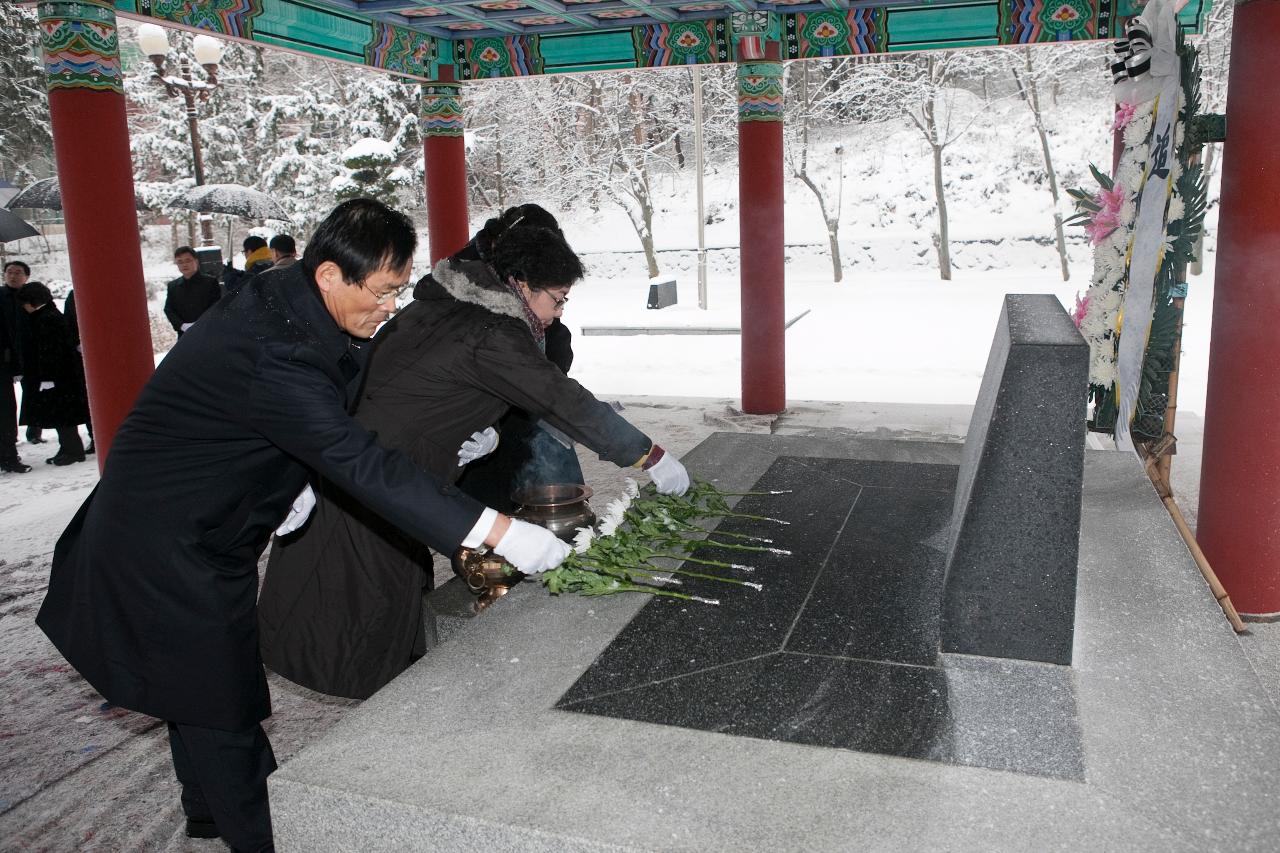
[451, 483, 595, 612]
[511, 483, 596, 541]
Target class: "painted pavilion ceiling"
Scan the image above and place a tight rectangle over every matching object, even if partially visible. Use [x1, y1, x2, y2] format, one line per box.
[110, 0, 1214, 80]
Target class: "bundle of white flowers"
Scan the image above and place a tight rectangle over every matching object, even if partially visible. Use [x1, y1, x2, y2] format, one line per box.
[527, 478, 791, 605]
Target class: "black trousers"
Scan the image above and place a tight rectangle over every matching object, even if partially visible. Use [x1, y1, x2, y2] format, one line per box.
[54, 424, 84, 460]
[167, 721, 277, 852]
[1, 377, 16, 462]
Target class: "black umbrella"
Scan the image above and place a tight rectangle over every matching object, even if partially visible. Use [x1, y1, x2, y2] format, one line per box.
[168, 184, 292, 222]
[8, 176, 148, 212]
[0, 208, 39, 243]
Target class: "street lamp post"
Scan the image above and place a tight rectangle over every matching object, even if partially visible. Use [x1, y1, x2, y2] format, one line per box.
[136, 24, 223, 251]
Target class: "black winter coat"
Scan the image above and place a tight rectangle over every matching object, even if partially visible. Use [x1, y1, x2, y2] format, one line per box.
[258, 258, 652, 700]
[0, 284, 26, 378]
[18, 304, 89, 428]
[36, 263, 486, 731]
[163, 272, 222, 334]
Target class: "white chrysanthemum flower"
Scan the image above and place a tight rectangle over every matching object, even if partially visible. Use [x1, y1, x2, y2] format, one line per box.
[598, 515, 619, 537]
[604, 498, 628, 525]
[1167, 196, 1185, 223]
[572, 526, 595, 554]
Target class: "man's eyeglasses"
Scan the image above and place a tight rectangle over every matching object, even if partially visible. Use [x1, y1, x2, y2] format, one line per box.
[363, 282, 409, 305]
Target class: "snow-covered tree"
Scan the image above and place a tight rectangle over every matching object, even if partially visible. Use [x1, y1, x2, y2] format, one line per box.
[857, 50, 1005, 280]
[0, 4, 54, 185]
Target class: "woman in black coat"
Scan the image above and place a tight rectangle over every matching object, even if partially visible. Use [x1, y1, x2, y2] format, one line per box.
[16, 282, 89, 465]
[455, 204, 584, 511]
[259, 225, 690, 700]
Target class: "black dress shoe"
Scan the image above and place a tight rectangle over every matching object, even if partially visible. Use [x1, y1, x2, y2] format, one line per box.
[27, 436, 45, 444]
[85, 441, 95, 455]
[1, 459, 32, 474]
[185, 817, 220, 839]
[47, 453, 86, 466]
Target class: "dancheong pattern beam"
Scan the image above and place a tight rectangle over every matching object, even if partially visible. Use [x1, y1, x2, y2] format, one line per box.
[108, 0, 1213, 80]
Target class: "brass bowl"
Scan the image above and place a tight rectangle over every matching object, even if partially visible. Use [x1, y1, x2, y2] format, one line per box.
[512, 483, 596, 543]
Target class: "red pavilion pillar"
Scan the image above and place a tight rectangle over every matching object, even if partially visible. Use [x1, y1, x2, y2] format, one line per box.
[39, 0, 154, 468]
[421, 68, 470, 263]
[1197, 0, 1280, 616]
[736, 41, 786, 414]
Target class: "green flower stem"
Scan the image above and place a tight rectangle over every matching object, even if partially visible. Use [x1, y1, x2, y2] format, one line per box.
[635, 559, 762, 589]
[681, 538, 787, 555]
[574, 560, 682, 585]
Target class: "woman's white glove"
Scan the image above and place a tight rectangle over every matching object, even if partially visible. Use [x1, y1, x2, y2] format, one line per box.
[457, 427, 499, 466]
[647, 450, 690, 496]
[275, 484, 317, 536]
[492, 518, 571, 575]
[39, 381, 55, 392]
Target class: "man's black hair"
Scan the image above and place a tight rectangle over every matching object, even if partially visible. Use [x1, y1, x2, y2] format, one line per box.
[243, 235, 268, 252]
[302, 198, 416, 285]
[489, 226, 584, 290]
[269, 234, 296, 255]
[17, 281, 53, 308]
[4, 260, 31, 276]
[173, 246, 197, 260]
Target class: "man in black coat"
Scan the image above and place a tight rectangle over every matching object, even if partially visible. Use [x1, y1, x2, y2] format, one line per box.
[163, 245, 222, 336]
[36, 199, 570, 851]
[1, 260, 32, 473]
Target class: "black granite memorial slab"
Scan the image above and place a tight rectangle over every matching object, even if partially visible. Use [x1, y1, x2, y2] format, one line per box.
[941, 294, 1088, 665]
[558, 455, 1085, 781]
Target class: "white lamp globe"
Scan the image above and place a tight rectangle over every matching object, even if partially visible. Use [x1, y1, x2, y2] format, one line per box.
[136, 23, 170, 59]
[192, 34, 224, 66]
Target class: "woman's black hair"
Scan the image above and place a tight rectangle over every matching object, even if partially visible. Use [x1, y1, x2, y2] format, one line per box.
[302, 198, 416, 285]
[17, 281, 53, 308]
[473, 204, 561, 260]
[489, 226, 585, 290]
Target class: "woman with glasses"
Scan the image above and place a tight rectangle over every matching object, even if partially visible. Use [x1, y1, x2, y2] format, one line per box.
[259, 220, 690, 701]
[453, 204, 586, 513]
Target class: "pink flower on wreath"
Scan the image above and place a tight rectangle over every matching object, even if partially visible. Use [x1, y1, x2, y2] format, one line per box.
[1113, 102, 1137, 131]
[1071, 292, 1090, 328]
[1085, 183, 1127, 245]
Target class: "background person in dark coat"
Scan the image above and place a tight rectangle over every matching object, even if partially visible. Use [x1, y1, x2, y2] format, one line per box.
[259, 224, 690, 701]
[1, 260, 32, 472]
[223, 234, 275, 294]
[35, 199, 570, 852]
[16, 282, 89, 465]
[163, 246, 222, 336]
[267, 234, 298, 270]
[62, 289, 94, 453]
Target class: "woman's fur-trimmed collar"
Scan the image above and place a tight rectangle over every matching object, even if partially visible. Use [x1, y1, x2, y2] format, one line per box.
[428, 258, 530, 327]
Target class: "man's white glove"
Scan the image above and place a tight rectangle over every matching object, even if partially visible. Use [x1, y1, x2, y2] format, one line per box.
[180, 322, 194, 332]
[457, 427, 499, 466]
[491, 518, 571, 575]
[38, 381, 55, 392]
[648, 450, 690, 496]
[275, 484, 316, 536]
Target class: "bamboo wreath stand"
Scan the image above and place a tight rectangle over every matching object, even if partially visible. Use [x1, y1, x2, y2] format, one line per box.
[1136, 293, 1247, 634]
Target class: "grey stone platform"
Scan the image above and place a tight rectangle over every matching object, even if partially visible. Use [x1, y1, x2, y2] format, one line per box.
[269, 431, 1280, 852]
